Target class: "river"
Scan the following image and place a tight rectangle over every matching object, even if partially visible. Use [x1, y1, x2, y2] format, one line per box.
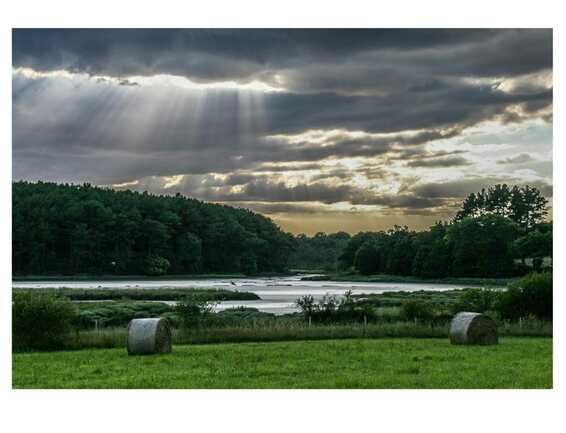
[13, 275, 473, 315]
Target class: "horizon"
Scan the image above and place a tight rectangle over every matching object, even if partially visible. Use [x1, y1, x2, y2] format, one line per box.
[12, 29, 553, 234]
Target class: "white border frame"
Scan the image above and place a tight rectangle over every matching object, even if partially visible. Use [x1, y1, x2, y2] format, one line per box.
[1, 2, 564, 432]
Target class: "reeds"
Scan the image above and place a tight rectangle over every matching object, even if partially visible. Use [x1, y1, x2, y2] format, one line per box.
[54, 319, 551, 352]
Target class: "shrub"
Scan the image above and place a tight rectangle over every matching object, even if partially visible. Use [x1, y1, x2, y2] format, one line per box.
[13, 292, 78, 351]
[296, 291, 375, 324]
[296, 295, 316, 317]
[400, 300, 435, 323]
[173, 296, 216, 328]
[450, 288, 499, 314]
[497, 272, 552, 321]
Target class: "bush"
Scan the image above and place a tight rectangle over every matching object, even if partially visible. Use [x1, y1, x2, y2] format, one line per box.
[173, 296, 216, 328]
[497, 272, 552, 321]
[13, 292, 78, 351]
[450, 288, 499, 314]
[296, 291, 375, 324]
[400, 300, 435, 323]
[296, 295, 316, 317]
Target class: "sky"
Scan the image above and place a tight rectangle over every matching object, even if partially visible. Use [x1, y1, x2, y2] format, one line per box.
[12, 29, 553, 234]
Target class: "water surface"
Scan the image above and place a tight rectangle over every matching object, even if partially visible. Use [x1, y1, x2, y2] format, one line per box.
[14, 275, 471, 315]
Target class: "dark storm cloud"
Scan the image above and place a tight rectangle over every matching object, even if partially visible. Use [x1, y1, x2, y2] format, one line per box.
[13, 29, 552, 94]
[232, 202, 324, 215]
[350, 193, 448, 209]
[254, 163, 324, 172]
[406, 156, 472, 168]
[389, 149, 467, 161]
[213, 179, 356, 204]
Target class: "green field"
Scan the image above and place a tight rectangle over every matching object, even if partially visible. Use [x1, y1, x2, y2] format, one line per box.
[12, 337, 552, 389]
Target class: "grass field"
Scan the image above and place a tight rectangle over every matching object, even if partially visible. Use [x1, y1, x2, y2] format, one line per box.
[12, 337, 552, 389]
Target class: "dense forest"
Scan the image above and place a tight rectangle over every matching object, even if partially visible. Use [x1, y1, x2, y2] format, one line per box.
[13, 182, 552, 278]
[12, 182, 295, 276]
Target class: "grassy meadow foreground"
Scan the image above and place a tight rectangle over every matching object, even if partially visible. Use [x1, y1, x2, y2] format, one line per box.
[13, 337, 552, 389]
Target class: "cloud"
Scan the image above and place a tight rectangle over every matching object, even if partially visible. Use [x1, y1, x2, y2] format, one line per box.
[496, 153, 535, 164]
[406, 156, 472, 168]
[13, 29, 552, 96]
[411, 177, 553, 199]
[11, 29, 553, 231]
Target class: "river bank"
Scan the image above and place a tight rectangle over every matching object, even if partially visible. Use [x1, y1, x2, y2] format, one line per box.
[301, 273, 515, 286]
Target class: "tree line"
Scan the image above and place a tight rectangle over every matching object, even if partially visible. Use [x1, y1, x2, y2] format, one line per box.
[13, 181, 552, 278]
[12, 181, 295, 276]
[339, 184, 552, 278]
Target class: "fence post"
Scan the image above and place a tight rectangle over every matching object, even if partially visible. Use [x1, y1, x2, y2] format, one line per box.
[308, 316, 312, 327]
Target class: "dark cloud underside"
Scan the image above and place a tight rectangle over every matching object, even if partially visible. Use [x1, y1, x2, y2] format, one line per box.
[12, 29, 553, 233]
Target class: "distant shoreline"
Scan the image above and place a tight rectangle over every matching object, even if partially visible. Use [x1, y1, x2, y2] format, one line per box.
[12, 271, 301, 282]
[300, 273, 514, 287]
[12, 272, 514, 287]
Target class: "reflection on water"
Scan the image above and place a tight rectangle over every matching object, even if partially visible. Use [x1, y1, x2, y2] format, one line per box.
[13, 275, 470, 315]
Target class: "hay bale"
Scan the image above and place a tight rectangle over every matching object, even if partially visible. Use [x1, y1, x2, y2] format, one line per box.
[449, 312, 498, 345]
[127, 318, 172, 355]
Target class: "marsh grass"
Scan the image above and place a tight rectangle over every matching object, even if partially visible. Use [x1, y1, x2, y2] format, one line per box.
[49, 319, 551, 351]
[12, 287, 260, 301]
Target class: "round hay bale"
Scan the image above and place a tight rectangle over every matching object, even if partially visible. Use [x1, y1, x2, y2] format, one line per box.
[449, 312, 498, 345]
[127, 318, 172, 355]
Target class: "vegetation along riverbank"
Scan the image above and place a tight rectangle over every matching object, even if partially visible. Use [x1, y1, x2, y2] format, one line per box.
[12, 287, 259, 302]
[12, 272, 552, 351]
